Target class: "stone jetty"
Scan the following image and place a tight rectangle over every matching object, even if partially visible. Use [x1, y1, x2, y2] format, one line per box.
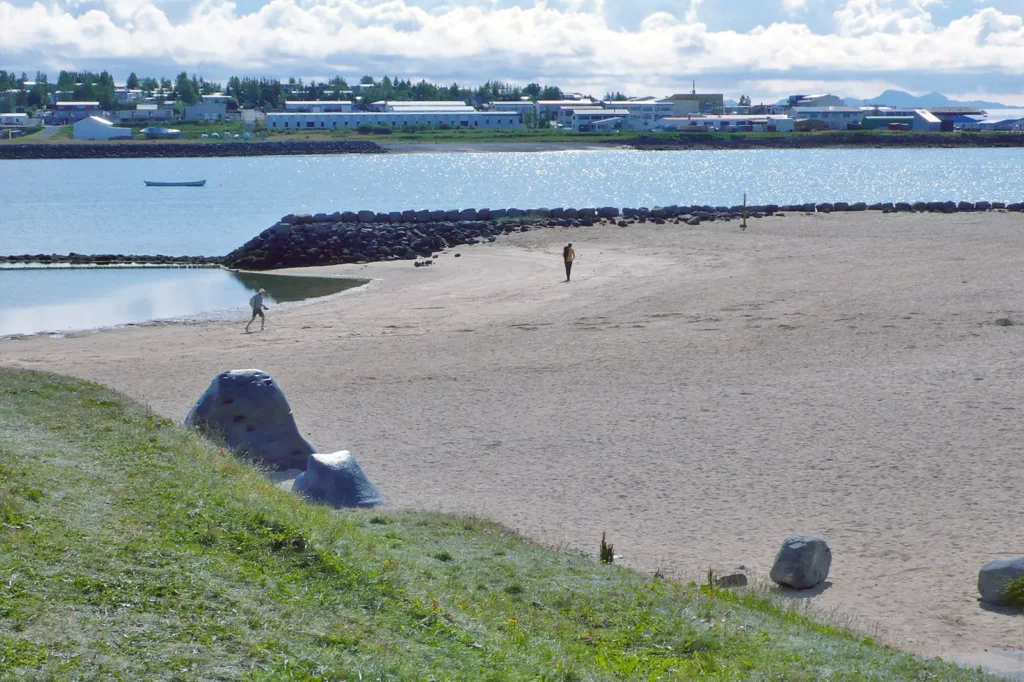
[221, 201, 1023, 271]
[4, 200, 1020, 268]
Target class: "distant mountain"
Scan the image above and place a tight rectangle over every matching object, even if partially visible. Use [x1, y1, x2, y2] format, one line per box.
[843, 90, 1021, 109]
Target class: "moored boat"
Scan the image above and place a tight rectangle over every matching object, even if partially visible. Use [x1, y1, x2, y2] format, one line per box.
[144, 180, 207, 187]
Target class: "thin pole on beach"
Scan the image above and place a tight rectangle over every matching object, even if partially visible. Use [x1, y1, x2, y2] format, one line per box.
[742, 193, 748, 230]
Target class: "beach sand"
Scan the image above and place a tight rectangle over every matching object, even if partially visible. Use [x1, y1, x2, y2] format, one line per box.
[3, 212, 1022, 663]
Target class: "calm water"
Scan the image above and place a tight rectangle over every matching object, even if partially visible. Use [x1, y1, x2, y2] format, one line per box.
[1, 148, 1022, 256]
[0, 267, 363, 337]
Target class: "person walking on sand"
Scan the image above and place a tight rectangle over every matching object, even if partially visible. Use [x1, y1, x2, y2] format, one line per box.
[563, 243, 575, 282]
[245, 288, 268, 333]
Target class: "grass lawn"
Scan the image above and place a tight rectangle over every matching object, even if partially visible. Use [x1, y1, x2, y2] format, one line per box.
[0, 368, 1000, 680]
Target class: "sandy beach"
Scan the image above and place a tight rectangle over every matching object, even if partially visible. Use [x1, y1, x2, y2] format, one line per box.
[2, 211, 1022, 663]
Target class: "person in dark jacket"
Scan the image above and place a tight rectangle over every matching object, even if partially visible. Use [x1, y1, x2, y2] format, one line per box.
[563, 243, 575, 282]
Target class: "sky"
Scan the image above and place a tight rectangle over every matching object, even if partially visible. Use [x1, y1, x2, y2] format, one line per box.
[1, 0, 1023, 104]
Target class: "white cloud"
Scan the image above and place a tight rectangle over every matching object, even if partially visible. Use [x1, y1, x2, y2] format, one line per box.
[781, 0, 808, 14]
[1, 0, 1021, 99]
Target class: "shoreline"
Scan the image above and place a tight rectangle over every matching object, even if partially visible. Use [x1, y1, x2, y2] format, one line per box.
[2, 213, 1022, 668]
[2, 131, 1022, 159]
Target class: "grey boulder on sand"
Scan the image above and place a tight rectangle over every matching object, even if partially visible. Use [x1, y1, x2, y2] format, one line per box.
[293, 451, 384, 508]
[770, 535, 832, 590]
[185, 369, 315, 471]
[978, 556, 1024, 606]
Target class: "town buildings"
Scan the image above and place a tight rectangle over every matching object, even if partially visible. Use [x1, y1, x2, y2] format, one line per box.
[52, 101, 103, 123]
[662, 92, 725, 115]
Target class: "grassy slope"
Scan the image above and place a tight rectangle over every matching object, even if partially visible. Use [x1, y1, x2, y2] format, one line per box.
[0, 368, 998, 680]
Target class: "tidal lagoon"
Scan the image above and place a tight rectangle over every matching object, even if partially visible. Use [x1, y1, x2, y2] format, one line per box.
[0, 266, 363, 336]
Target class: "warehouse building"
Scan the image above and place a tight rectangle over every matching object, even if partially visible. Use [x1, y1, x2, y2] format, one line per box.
[73, 116, 132, 140]
[265, 111, 523, 131]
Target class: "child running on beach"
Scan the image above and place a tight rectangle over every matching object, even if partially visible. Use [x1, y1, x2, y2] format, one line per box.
[245, 288, 268, 333]
[563, 243, 575, 282]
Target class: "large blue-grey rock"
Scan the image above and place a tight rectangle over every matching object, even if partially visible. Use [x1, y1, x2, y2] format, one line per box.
[185, 369, 314, 471]
[770, 535, 832, 589]
[293, 451, 384, 508]
[978, 556, 1024, 606]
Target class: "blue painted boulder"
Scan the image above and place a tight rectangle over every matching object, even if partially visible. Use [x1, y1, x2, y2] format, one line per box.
[185, 369, 314, 471]
[293, 451, 384, 508]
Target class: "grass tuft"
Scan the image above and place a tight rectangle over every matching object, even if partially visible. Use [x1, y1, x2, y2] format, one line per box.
[0, 367, 1002, 680]
[1005, 576, 1024, 610]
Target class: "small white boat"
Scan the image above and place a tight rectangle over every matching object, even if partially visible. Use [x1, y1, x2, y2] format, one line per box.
[144, 180, 207, 187]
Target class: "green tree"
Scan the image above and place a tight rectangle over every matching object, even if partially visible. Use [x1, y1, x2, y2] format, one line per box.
[738, 94, 751, 107]
[175, 71, 199, 104]
[539, 86, 562, 100]
[126, 72, 140, 90]
[360, 75, 374, 85]
[29, 72, 50, 108]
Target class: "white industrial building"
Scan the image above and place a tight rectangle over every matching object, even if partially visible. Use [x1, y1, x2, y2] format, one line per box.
[790, 107, 867, 130]
[284, 101, 353, 113]
[265, 111, 523, 131]
[184, 102, 227, 121]
[657, 115, 795, 133]
[117, 104, 173, 123]
[487, 100, 536, 123]
[614, 100, 675, 130]
[788, 93, 844, 108]
[536, 98, 601, 120]
[559, 106, 603, 128]
[884, 109, 942, 131]
[962, 116, 1024, 131]
[570, 109, 629, 131]
[73, 116, 132, 140]
[369, 100, 473, 113]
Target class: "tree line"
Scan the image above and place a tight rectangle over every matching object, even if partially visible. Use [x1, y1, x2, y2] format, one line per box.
[2, 69, 569, 113]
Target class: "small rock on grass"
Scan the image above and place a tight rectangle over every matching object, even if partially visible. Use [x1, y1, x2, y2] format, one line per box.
[716, 573, 748, 588]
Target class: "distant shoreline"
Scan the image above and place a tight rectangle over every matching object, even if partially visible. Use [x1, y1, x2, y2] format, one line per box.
[0, 139, 385, 160]
[1, 131, 1022, 159]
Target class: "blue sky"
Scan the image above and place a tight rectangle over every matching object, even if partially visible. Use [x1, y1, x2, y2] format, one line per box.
[2, 0, 1023, 103]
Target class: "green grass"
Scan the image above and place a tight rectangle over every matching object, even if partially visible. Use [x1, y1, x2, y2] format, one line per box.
[1006, 576, 1024, 610]
[0, 367, 1000, 680]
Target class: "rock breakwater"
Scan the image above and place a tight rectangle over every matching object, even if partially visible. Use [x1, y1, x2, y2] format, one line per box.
[4, 200, 1019, 268]
[222, 201, 1023, 271]
[0, 254, 221, 266]
[0, 140, 384, 160]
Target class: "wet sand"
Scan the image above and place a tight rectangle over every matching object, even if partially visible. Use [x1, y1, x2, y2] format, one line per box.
[2, 212, 1022, 664]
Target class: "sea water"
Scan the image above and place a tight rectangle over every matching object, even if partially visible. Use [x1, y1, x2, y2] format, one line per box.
[2, 148, 1022, 256]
